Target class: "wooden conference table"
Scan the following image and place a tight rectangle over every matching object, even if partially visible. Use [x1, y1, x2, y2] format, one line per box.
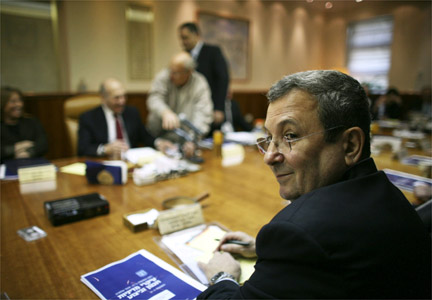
[0, 147, 427, 299]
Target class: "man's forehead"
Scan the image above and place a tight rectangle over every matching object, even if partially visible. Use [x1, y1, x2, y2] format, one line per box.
[268, 90, 317, 114]
[265, 91, 319, 130]
[170, 63, 185, 71]
[180, 28, 195, 36]
[106, 86, 125, 98]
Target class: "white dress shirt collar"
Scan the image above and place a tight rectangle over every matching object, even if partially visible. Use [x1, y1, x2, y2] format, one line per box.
[190, 40, 204, 61]
[101, 104, 129, 146]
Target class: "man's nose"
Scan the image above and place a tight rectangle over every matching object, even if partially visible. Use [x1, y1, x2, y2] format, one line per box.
[263, 143, 284, 165]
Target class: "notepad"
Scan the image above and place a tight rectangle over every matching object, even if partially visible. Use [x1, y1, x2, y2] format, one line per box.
[186, 226, 226, 257]
[60, 162, 86, 176]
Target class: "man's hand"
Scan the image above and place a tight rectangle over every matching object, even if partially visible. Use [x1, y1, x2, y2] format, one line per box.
[198, 251, 241, 282]
[14, 140, 34, 158]
[181, 141, 195, 158]
[154, 138, 175, 153]
[414, 182, 432, 203]
[216, 231, 257, 258]
[213, 110, 225, 124]
[162, 110, 180, 130]
[104, 140, 129, 158]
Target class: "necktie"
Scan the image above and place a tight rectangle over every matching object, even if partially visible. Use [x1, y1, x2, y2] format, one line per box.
[115, 114, 123, 140]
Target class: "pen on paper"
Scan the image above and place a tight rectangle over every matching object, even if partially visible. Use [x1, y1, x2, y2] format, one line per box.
[215, 239, 250, 246]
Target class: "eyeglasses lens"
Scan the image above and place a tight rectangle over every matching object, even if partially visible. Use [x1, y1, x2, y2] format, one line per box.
[256, 138, 268, 154]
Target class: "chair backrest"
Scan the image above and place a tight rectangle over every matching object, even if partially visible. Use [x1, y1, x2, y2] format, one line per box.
[64, 94, 101, 156]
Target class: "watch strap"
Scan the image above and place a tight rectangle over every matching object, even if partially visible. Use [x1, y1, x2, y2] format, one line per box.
[210, 271, 238, 286]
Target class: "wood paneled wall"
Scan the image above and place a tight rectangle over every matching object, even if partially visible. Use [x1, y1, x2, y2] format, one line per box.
[23, 91, 422, 160]
[22, 91, 269, 159]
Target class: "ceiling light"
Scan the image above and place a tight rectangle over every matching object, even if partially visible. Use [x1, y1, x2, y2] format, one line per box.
[325, 1, 333, 9]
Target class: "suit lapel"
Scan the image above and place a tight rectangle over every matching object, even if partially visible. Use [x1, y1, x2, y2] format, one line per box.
[121, 107, 132, 138]
[96, 106, 109, 143]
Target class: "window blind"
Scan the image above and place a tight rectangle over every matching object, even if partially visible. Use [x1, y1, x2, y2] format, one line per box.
[347, 16, 393, 93]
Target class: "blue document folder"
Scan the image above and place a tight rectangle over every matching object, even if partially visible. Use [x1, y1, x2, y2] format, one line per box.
[384, 169, 432, 192]
[85, 160, 127, 185]
[2, 158, 51, 180]
[81, 249, 205, 300]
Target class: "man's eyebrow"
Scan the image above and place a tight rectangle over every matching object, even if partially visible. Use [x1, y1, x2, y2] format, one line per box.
[263, 119, 298, 133]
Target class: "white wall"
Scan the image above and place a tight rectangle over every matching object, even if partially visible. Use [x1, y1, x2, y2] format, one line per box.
[58, 0, 430, 93]
[60, 1, 128, 92]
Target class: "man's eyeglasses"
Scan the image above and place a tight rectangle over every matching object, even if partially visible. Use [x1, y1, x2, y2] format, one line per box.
[256, 125, 344, 154]
[170, 70, 188, 76]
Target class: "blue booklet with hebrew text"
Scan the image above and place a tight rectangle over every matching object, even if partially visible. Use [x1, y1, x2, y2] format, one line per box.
[81, 249, 206, 300]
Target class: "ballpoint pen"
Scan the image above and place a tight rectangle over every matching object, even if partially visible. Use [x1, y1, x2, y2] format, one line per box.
[215, 239, 251, 247]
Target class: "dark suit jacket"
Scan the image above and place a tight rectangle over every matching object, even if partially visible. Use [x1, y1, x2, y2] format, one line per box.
[78, 106, 155, 156]
[1, 117, 48, 163]
[199, 158, 431, 299]
[229, 99, 253, 132]
[196, 44, 229, 112]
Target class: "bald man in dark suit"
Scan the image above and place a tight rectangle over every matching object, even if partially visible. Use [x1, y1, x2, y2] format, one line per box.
[78, 78, 172, 157]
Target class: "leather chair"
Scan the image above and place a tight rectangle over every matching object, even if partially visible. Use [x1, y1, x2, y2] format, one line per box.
[64, 94, 101, 156]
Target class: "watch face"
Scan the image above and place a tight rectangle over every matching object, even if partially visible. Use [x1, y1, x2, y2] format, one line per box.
[210, 271, 225, 284]
[210, 271, 236, 285]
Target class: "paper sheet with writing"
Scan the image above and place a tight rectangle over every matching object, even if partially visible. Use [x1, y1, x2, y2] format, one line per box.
[124, 147, 161, 165]
[384, 168, 432, 192]
[401, 155, 432, 166]
[160, 224, 256, 285]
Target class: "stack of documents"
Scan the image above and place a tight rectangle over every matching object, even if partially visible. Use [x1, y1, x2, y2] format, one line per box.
[158, 224, 256, 285]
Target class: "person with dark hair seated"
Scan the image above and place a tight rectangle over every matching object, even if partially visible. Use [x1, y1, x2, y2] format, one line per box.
[197, 70, 431, 299]
[373, 87, 403, 120]
[219, 90, 254, 133]
[1, 87, 48, 163]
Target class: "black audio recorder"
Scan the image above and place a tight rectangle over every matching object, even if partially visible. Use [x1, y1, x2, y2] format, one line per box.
[44, 193, 109, 226]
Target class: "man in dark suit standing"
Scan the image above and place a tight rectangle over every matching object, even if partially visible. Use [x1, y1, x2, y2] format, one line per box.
[197, 70, 431, 299]
[78, 78, 172, 158]
[178, 22, 229, 131]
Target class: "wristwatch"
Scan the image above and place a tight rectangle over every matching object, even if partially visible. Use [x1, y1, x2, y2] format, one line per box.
[97, 144, 106, 156]
[210, 271, 237, 285]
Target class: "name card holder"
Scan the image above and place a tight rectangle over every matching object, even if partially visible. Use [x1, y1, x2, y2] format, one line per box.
[18, 164, 56, 184]
[157, 204, 204, 235]
[18, 164, 57, 194]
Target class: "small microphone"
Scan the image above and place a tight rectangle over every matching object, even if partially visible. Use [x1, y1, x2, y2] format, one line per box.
[173, 128, 194, 142]
[178, 113, 203, 137]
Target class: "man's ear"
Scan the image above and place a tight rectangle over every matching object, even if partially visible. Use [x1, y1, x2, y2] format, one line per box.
[342, 127, 365, 166]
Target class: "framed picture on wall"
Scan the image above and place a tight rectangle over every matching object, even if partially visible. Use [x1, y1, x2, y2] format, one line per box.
[198, 11, 250, 81]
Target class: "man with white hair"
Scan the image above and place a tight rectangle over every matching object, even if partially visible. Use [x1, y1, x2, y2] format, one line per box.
[146, 52, 213, 154]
